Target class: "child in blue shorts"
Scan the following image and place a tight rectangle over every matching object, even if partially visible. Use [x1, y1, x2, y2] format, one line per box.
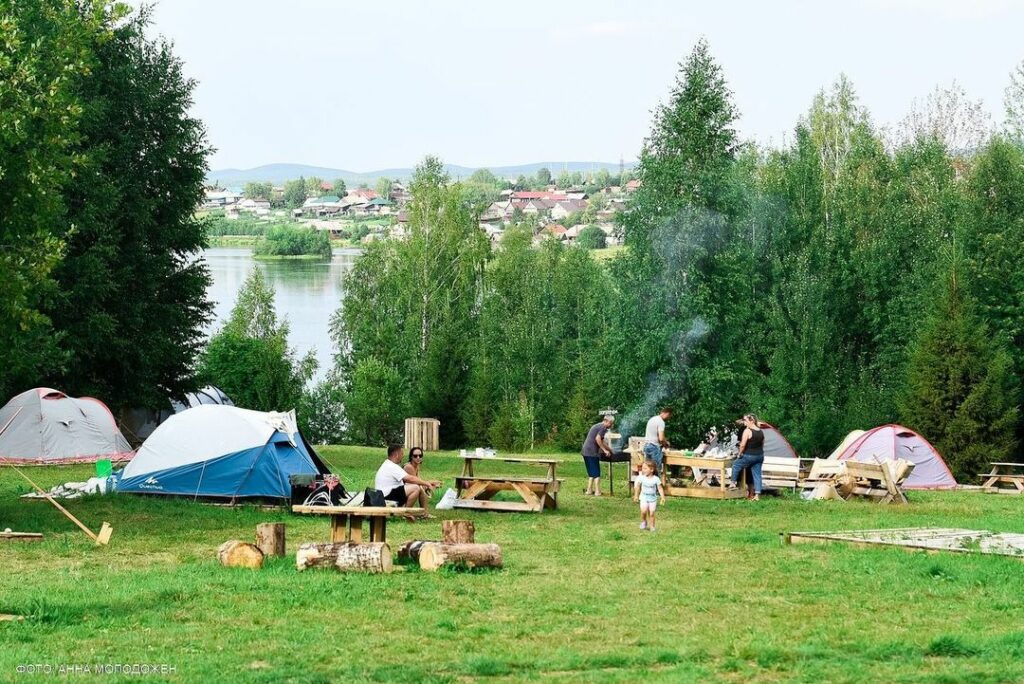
[633, 459, 666, 531]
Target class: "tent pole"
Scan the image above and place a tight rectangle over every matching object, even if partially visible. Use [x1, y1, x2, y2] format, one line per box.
[1, 407, 110, 545]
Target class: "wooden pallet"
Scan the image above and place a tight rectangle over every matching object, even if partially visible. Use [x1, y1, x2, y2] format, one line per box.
[783, 527, 1024, 559]
[0, 531, 43, 542]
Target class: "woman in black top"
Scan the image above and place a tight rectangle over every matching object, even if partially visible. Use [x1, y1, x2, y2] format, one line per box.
[729, 414, 765, 501]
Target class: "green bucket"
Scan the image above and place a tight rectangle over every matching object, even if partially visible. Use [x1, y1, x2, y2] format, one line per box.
[96, 459, 113, 478]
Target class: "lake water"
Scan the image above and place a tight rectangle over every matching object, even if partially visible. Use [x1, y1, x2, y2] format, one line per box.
[202, 247, 361, 380]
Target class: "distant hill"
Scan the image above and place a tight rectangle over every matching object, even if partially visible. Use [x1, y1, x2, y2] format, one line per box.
[207, 161, 636, 188]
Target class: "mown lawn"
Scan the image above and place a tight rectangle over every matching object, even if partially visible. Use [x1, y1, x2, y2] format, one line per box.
[2, 446, 1024, 683]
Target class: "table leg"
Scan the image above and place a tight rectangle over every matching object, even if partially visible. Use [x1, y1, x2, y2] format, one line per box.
[349, 515, 363, 543]
[330, 515, 346, 543]
[608, 460, 614, 496]
[370, 517, 386, 542]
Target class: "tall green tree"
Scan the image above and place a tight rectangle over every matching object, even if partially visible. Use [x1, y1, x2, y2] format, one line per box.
[375, 177, 393, 201]
[243, 181, 273, 200]
[965, 137, 1024, 438]
[0, 0, 119, 398]
[283, 178, 307, 207]
[611, 38, 751, 442]
[44, 9, 212, 409]
[901, 268, 1019, 479]
[332, 178, 348, 197]
[199, 269, 316, 412]
[463, 229, 615, 449]
[332, 157, 489, 445]
[535, 167, 551, 187]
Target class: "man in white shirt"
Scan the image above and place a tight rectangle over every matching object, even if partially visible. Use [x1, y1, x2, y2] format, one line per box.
[374, 444, 441, 509]
[643, 407, 672, 473]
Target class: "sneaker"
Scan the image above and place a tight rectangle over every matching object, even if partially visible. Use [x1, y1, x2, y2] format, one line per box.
[649, 527, 656, 532]
[639, 521, 647, 530]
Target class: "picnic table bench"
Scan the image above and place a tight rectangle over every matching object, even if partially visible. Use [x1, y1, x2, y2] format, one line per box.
[979, 462, 1024, 493]
[661, 450, 745, 499]
[291, 505, 428, 544]
[453, 455, 561, 512]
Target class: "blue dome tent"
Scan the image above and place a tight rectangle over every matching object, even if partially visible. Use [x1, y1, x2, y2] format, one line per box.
[118, 405, 327, 500]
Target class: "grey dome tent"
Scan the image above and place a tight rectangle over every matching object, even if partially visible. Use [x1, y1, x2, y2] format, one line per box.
[0, 388, 134, 464]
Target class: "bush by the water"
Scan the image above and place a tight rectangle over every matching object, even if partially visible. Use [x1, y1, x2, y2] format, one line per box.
[255, 224, 332, 257]
[205, 214, 270, 236]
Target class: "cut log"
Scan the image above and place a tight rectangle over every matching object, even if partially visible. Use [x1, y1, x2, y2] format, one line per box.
[442, 519, 475, 544]
[335, 542, 393, 573]
[255, 522, 286, 557]
[217, 540, 264, 569]
[396, 540, 435, 563]
[296, 542, 348, 571]
[418, 542, 502, 572]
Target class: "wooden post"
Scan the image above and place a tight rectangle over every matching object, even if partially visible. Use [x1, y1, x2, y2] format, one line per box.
[442, 520, 475, 544]
[255, 523, 286, 557]
[418, 542, 502, 572]
[217, 540, 264, 569]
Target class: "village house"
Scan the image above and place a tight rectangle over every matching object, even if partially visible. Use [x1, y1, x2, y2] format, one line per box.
[302, 195, 348, 217]
[550, 199, 588, 221]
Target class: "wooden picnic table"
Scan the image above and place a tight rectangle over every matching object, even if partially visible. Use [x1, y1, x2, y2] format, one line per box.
[979, 462, 1024, 493]
[291, 505, 427, 544]
[661, 450, 746, 499]
[453, 455, 561, 512]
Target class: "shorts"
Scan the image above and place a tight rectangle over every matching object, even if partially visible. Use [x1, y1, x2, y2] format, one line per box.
[582, 455, 601, 478]
[384, 486, 407, 506]
[639, 500, 657, 514]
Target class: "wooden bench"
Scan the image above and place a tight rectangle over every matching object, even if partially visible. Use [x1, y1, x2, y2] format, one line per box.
[979, 462, 1024, 493]
[291, 505, 428, 544]
[762, 456, 800, 490]
[453, 455, 560, 513]
[838, 461, 907, 504]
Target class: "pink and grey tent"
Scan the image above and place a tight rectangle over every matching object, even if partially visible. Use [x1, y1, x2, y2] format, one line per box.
[0, 388, 134, 464]
[726, 422, 799, 459]
[831, 424, 957, 489]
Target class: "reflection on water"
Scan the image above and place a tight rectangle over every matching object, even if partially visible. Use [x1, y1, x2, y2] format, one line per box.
[202, 247, 361, 381]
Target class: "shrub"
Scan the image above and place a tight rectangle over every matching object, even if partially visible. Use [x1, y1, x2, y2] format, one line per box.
[576, 224, 607, 249]
[254, 224, 332, 257]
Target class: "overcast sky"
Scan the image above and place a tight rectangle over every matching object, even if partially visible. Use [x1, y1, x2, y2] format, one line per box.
[148, 0, 1024, 172]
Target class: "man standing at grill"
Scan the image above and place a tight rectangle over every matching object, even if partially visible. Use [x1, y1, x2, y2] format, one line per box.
[643, 407, 672, 473]
[581, 414, 615, 496]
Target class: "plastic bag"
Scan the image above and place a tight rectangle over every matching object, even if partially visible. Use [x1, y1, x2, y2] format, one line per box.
[435, 488, 458, 510]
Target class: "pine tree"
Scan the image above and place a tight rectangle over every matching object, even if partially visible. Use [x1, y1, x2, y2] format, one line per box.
[900, 268, 1019, 480]
[611, 38, 751, 442]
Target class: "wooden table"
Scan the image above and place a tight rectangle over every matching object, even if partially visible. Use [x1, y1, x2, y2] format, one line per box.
[661, 450, 745, 499]
[980, 463, 1024, 493]
[454, 455, 561, 512]
[291, 505, 427, 544]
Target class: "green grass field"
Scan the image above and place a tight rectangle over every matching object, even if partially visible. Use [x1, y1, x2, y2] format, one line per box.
[2, 447, 1024, 682]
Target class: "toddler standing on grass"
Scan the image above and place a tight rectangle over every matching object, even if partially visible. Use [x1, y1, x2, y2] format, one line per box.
[633, 459, 666, 532]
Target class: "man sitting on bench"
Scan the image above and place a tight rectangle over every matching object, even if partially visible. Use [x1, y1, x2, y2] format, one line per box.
[375, 444, 441, 512]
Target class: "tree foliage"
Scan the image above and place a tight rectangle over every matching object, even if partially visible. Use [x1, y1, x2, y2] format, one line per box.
[901, 269, 1019, 478]
[199, 269, 316, 413]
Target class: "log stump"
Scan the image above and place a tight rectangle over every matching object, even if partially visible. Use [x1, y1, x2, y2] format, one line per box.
[217, 540, 264, 569]
[335, 542, 393, 573]
[418, 542, 502, 572]
[396, 540, 434, 563]
[442, 520, 475, 544]
[255, 522, 286, 557]
[296, 542, 348, 571]
[296, 542, 393, 573]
